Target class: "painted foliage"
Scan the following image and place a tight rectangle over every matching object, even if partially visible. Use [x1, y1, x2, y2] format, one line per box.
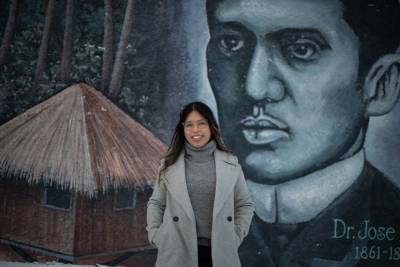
[0, 0, 400, 266]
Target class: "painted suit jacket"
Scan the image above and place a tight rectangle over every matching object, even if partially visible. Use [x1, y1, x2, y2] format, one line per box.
[239, 163, 400, 267]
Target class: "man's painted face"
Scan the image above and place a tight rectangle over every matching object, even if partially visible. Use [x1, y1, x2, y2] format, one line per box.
[207, 0, 366, 183]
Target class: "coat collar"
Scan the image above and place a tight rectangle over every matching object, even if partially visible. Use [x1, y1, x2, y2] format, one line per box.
[163, 152, 195, 222]
[162, 149, 239, 223]
[247, 150, 365, 223]
[240, 163, 375, 266]
[213, 149, 239, 220]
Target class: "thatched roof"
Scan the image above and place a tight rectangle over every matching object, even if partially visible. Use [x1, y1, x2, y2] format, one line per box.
[0, 83, 166, 196]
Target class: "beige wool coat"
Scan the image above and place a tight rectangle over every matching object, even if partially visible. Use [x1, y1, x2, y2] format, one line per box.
[146, 149, 254, 267]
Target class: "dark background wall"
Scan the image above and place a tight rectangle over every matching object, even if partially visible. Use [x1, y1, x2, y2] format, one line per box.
[0, 0, 399, 182]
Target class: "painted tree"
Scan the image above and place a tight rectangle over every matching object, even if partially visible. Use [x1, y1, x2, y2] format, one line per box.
[34, 0, 55, 82]
[108, 0, 135, 100]
[101, 0, 114, 92]
[0, 0, 18, 66]
[59, 0, 74, 83]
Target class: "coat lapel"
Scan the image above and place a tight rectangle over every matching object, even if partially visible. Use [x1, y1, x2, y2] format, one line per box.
[213, 150, 239, 220]
[242, 165, 372, 266]
[281, 166, 372, 264]
[163, 152, 196, 222]
[163, 150, 239, 223]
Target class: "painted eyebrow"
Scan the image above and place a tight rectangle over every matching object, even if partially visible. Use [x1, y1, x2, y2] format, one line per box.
[266, 28, 331, 48]
[210, 21, 251, 34]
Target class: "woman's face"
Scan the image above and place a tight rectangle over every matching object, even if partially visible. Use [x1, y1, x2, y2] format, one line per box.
[183, 111, 212, 148]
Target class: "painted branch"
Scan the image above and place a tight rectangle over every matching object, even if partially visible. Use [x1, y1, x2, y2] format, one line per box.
[0, 0, 18, 66]
[34, 0, 55, 82]
[59, 0, 74, 83]
[108, 0, 135, 100]
[101, 0, 114, 93]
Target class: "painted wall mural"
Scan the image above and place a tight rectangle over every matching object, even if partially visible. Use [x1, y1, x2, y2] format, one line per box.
[206, 0, 400, 266]
[0, 0, 400, 266]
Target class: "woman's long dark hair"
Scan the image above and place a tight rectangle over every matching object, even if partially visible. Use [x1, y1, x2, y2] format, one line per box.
[158, 102, 229, 183]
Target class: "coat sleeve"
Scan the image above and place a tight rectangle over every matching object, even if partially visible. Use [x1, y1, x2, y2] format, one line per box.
[234, 165, 255, 243]
[146, 176, 167, 245]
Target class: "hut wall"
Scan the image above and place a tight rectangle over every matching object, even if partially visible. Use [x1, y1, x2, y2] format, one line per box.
[73, 190, 150, 256]
[0, 181, 75, 255]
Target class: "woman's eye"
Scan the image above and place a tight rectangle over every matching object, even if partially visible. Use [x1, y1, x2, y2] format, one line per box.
[219, 36, 244, 56]
[284, 39, 321, 61]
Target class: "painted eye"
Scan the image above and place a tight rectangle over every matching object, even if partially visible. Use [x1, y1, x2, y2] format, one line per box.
[219, 35, 244, 56]
[285, 39, 321, 61]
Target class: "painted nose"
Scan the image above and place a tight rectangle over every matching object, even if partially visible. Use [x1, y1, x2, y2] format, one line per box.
[246, 45, 285, 102]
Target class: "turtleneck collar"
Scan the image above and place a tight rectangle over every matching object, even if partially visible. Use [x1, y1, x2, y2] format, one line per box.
[185, 139, 216, 163]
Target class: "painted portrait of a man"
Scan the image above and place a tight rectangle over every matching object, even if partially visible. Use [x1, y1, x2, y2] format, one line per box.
[206, 0, 400, 266]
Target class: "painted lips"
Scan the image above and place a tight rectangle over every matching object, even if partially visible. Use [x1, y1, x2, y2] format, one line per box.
[240, 114, 289, 145]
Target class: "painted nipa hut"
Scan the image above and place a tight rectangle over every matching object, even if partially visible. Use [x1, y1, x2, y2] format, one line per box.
[0, 83, 166, 262]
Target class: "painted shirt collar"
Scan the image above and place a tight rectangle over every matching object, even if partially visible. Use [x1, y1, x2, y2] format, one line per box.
[247, 150, 365, 224]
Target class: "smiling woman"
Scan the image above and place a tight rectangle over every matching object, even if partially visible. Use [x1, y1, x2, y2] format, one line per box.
[146, 102, 254, 267]
[183, 111, 212, 148]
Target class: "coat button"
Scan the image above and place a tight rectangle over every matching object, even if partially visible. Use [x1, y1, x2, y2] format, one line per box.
[227, 216, 232, 222]
[173, 216, 179, 222]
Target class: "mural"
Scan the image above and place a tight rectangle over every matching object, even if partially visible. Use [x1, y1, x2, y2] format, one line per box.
[1, 0, 400, 266]
[206, 0, 400, 266]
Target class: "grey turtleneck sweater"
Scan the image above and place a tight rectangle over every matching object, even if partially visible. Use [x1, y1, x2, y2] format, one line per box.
[184, 140, 217, 246]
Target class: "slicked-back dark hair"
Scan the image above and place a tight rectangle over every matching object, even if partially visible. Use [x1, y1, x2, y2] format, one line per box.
[158, 102, 229, 183]
[340, 0, 400, 80]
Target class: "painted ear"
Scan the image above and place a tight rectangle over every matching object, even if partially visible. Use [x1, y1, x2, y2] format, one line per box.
[363, 54, 400, 116]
